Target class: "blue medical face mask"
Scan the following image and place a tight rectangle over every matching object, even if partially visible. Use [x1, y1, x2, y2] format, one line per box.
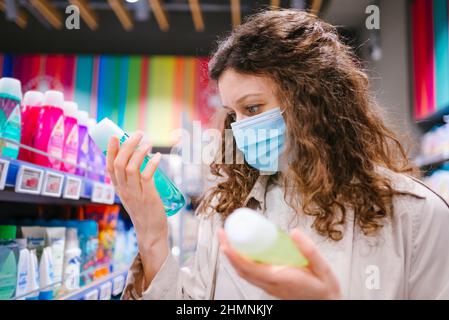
[231, 107, 286, 173]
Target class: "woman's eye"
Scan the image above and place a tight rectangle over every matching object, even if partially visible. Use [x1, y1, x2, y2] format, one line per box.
[246, 105, 260, 114]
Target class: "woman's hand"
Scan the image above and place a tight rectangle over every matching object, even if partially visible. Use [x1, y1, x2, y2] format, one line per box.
[218, 228, 342, 300]
[107, 132, 169, 287]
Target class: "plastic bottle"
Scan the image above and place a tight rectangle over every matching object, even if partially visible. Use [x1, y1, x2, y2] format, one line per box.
[89, 118, 186, 216]
[14, 238, 30, 300]
[61, 101, 79, 173]
[76, 111, 89, 177]
[87, 118, 105, 182]
[26, 249, 39, 300]
[32, 90, 65, 170]
[38, 246, 54, 300]
[78, 220, 98, 286]
[18, 91, 44, 162]
[224, 208, 308, 267]
[61, 228, 81, 293]
[44, 227, 66, 287]
[0, 77, 22, 159]
[16, 239, 31, 300]
[0, 225, 18, 300]
[112, 219, 127, 271]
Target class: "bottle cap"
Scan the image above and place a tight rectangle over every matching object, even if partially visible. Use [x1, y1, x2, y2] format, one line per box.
[76, 110, 89, 126]
[0, 77, 22, 100]
[87, 118, 97, 134]
[224, 208, 277, 255]
[63, 101, 78, 118]
[0, 225, 17, 240]
[23, 91, 44, 107]
[15, 238, 27, 249]
[89, 118, 125, 152]
[43, 90, 64, 109]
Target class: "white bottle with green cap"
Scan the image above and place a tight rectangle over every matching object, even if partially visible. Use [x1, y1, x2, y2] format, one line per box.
[0, 77, 22, 158]
[224, 208, 308, 267]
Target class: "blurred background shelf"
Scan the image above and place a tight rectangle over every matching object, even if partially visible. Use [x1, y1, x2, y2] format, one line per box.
[58, 269, 128, 300]
[0, 156, 121, 205]
[415, 152, 449, 169]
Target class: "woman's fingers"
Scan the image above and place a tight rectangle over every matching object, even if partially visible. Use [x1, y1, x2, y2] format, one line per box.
[126, 141, 153, 192]
[218, 229, 280, 288]
[106, 137, 120, 187]
[141, 152, 162, 197]
[290, 229, 334, 282]
[113, 131, 143, 187]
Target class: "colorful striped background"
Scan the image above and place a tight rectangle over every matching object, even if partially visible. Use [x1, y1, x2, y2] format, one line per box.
[0, 53, 218, 146]
[412, 0, 449, 120]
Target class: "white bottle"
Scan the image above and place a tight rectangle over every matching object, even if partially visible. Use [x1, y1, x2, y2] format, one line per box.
[39, 246, 55, 300]
[224, 208, 308, 267]
[26, 249, 40, 300]
[61, 228, 81, 293]
[15, 239, 30, 300]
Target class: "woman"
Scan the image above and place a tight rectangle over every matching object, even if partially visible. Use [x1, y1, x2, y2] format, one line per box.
[110, 10, 449, 299]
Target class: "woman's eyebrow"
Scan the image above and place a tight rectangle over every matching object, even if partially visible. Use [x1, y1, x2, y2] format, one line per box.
[235, 93, 264, 104]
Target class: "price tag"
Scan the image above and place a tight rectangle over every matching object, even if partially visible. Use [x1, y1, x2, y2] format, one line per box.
[63, 176, 82, 200]
[41, 171, 64, 197]
[102, 184, 115, 204]
[99, 282, 112, 300]
[112, 275, 125, 296]
[15, 165, 44, 195]
[91, 182, 104, 203]
[84, 289, 99, 300]
[0, 159, 10, 190]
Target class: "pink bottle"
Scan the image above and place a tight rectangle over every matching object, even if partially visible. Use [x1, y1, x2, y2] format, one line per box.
[18, 91, 44, 162]
[61, 101, 79, 174]
[32, 90, 65, 170]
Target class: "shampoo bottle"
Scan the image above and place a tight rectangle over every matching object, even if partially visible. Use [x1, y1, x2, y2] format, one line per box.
[14, 238, 30, 300]
[0, 77, 22, 159]
[18, 91, 44, 162]
[76, 111, 89, 177]
[32, 90, 65, 170]
[224, 208, 308, 267]
[89, 118, 186, 216]
[61, 101, 79, 173]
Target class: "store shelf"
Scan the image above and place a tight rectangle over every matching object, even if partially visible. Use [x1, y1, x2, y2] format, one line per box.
[416, 105, 449, 132]
[0, 156, 120, 205]
[58, 269, 128, 300]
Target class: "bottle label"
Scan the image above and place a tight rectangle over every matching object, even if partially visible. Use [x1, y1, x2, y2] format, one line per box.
[64, 256, 81, 290]
[64, 125, 79, 167]
[48, 116, 64, 167]
[0, 102, 21, 158]
[81, 133, 89, 155]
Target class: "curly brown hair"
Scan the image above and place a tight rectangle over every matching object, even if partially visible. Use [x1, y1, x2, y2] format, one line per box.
[199, 9, 413, 241]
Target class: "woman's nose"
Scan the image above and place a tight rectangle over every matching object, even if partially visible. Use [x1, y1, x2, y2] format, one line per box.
[235, 114, 249, 122]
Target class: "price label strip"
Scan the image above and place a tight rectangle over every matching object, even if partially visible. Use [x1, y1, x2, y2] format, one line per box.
[84, 289, 99, 300]
[63, 176, 82, 200]
[0, 159, 10, 190]
[15, 165, 44, 195]
[41, 171, 64, 197]
[91, 182, 104, 203]
[99, 282, 112, 300]
[112, 274, 125, 296]
[102, 184, 115, 204]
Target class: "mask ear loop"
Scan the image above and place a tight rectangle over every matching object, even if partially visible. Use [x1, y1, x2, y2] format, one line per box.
[280, 108, 287, 115]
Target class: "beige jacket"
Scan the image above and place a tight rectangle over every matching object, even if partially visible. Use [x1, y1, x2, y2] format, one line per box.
[122, 170, 449, 300]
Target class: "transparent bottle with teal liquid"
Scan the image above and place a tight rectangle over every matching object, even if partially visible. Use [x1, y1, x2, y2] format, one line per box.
[89, 118, 185, 216]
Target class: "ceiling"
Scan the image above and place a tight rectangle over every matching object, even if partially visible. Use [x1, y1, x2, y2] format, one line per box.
[0, 0, 367, 55]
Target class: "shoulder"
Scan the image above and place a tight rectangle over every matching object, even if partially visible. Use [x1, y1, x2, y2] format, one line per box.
[381, 169, 449, 239]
